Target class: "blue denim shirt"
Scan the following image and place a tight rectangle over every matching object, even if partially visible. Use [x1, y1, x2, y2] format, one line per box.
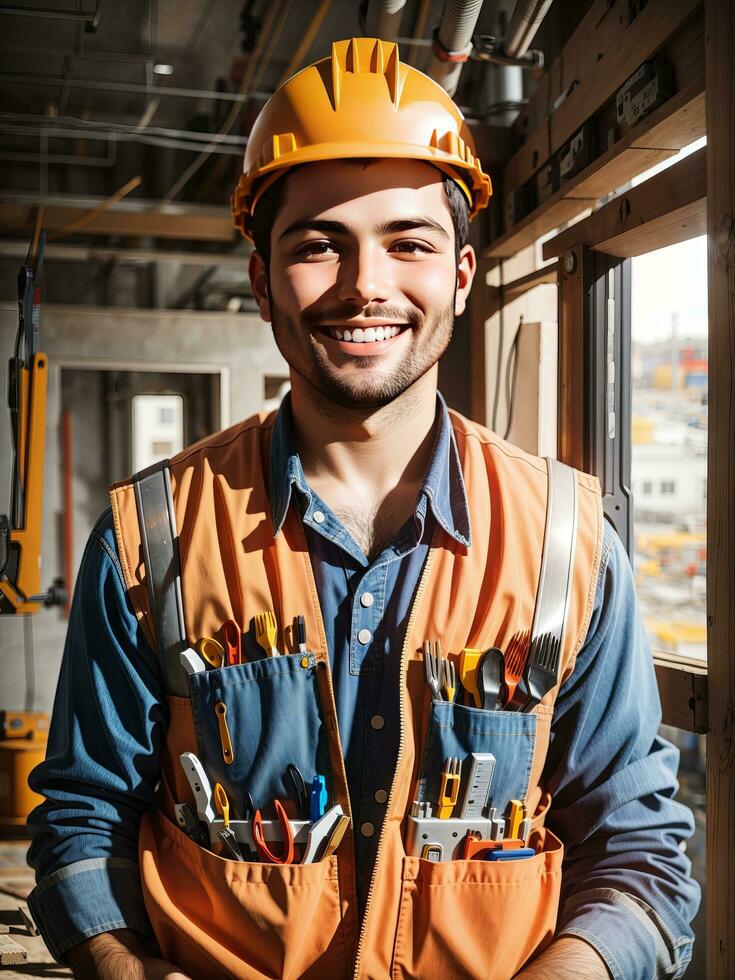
[27, 393, 700, 977]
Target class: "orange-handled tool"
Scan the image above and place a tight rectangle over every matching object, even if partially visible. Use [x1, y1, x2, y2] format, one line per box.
[222, 619, 242, 666]
[253, 799, 295, 864]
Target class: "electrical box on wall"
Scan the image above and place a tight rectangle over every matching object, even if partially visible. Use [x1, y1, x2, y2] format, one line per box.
[505, 321, 557, 458]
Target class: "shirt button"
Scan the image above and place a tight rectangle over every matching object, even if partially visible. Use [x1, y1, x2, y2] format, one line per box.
[374, 789, 388, 804]
[357, 628, 371, 644]
[361, 821, 375, 838]
[370, 714, 385, 730]
[360, 591, 374, 607]
[313, 510, 325, 524]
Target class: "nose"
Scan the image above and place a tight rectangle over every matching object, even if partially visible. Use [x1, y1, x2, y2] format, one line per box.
[335, 242, 391, 307]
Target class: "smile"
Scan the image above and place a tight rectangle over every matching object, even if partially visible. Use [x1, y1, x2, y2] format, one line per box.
[316, 324, 409, 343]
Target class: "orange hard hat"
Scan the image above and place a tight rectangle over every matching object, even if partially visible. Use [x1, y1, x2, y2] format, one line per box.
[232, 37, 492, 240]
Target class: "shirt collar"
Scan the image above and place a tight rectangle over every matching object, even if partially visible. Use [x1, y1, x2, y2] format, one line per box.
[268, 390, 471, 546]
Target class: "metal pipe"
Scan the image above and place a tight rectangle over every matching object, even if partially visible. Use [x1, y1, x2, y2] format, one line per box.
[427, 0, 486, 96]
[0, 72, 272, 105]
[0, 151, 113, 166]
[1, 121, 244, 156]
[0, 240, 251, 267]
[364, 0, 407, 39]
[1, 112, 248, 146]
[503, 0, 553, 58]
[0, 2, 101, 28]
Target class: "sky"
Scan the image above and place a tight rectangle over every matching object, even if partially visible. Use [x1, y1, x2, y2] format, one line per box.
[630, 137, 708, 345]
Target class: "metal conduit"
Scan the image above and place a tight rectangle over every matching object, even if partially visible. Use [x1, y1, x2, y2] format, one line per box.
[0, 72, 272, 105]
[503, 0, 553, 58]
[427, 0, 485, 96]
[364, 0, 408, 39]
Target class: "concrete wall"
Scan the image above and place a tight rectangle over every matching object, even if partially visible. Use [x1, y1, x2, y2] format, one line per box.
[0, 303, 287, 714]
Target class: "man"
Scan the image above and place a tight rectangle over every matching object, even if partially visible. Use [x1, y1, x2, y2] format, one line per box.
[28, 38, 698, 980]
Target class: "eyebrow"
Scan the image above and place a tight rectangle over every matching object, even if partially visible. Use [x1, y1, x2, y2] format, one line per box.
[278, 215, 451, 241]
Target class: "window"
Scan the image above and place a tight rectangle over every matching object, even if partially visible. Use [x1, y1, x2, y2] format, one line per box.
[132, 394, 184, 472]
[631, 235, 707, 665]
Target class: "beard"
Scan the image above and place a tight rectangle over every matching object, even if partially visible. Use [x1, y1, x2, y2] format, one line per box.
[268, 296, 455, 410]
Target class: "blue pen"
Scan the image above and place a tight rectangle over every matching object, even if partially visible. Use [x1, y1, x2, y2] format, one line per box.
[485, 847, 535, 861]
[310, 775, 327, 821]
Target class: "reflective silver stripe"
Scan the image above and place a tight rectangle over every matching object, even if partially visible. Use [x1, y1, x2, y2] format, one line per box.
[530, 458, 579, 673]
[133, 460, 189, 697]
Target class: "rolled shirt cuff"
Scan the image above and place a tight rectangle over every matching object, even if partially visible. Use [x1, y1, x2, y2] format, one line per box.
[27, 857, 153, 962]
[556, 886, 694, 980]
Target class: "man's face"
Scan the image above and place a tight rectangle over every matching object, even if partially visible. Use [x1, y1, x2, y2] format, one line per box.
[249, 159, 476, 410]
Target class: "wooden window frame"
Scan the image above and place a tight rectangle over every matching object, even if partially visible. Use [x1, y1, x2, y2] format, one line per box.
[468, 1, 733, 972]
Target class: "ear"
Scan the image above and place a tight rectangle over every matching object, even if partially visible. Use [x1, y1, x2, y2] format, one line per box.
[249, 251, 272, 322]
[454, 244, 477, 317]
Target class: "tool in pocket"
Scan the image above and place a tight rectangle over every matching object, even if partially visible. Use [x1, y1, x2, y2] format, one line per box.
[222, 619, 242, 666]
[255, 609, 280, 657]
[197, 636, 224, 669]
[478, 648, 507, 710]
[437, 757, 462, 819]
[502, 630, 531, 708]
[522, 632, 562, 711]
[214, 782, 244, 861]
[253, 798, 295, 864]
[423, 640, 443, 701]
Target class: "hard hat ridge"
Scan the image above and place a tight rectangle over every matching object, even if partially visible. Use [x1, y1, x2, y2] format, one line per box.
[231, 37, 492, 240]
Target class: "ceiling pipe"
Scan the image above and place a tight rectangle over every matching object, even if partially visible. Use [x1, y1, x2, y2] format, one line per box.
[364, 0, 408, 40]
[503, 0, 553, 58]
[427, 0, 485, 97]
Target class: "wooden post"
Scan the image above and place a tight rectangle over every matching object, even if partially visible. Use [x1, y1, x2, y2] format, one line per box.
[705, 0, 735, 976]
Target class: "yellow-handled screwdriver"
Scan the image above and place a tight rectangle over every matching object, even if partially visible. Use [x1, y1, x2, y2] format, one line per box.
[437, 757, 462, 819]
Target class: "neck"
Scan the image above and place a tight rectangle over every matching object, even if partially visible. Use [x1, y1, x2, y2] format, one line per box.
[289, 368, 440, 501]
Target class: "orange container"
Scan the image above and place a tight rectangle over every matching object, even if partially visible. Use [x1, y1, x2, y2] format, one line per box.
[0, 711, 48, 828]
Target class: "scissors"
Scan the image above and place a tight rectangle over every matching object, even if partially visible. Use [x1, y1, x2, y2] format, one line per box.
[222, 619, 242, 666]
[197, 636, 224, 669]
[252, 799, 295, 864]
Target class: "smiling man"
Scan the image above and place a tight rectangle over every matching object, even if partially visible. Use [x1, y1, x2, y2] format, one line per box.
[27, 38, 698, 980]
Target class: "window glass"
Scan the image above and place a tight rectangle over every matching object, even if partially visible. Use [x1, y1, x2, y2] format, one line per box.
[132, 394, 184, 472]
[631, 235, 707, 664]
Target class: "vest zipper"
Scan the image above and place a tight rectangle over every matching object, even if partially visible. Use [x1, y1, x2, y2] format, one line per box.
[352, 543, 437, 980]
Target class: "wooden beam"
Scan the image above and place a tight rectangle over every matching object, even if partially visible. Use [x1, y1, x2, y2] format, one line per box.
[0, 202, 236, 242]
[542, 146, 706, 259]
[705, 0, 735, 975]
[654, 657, 708, 733]
[550, 0, 701, 154]
[488, 9, 705, 259]
[487, 263, 559, 307]
[556, 246, 587, 471]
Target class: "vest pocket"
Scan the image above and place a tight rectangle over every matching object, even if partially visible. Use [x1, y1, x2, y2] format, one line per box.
[416, 700, 536, 819]
[140, 810, 348, 980]
[187, 653, 331, 824]
[391, 827, 564, 980]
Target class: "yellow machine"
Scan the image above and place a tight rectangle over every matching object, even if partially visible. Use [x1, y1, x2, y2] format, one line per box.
[0, 711, 48, 828]
[0, 228, 63, 614]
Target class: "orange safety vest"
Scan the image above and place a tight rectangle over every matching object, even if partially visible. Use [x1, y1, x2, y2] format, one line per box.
[109, 405, 604, 980]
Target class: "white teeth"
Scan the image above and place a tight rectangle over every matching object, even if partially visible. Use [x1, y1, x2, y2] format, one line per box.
[327, 324, 404, 342]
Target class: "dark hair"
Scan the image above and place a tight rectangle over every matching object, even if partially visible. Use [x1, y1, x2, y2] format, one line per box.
[249, 161, 470, 264]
